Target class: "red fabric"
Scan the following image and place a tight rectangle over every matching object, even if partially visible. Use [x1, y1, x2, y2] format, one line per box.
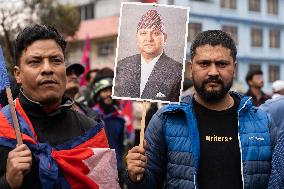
[75, 129, 109, 149]
[0, 111, 36, 144]
[143, 0, 156, 2]
[80, 37, 91, 86]
[52, 148, 99, 189]
[120, 100, 134, 134]
[52, 129, 109, 189]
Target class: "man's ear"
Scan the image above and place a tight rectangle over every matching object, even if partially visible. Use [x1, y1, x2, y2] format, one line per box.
[14, 66, 22, 84]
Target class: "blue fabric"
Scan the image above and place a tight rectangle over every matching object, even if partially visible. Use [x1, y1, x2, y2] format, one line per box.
[1, 105, 37, 141]
[0, 47, 10, 91]
[268, 133, 284, 189]
[125, 92, 275, 189]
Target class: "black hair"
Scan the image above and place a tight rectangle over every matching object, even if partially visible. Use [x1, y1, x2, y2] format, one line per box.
[14, 24, 66, 66]
[190, 30, 237, 62]
[245, 69, 263, 84]
[93, 67, 114, 84]
[86, 69, 100, 82]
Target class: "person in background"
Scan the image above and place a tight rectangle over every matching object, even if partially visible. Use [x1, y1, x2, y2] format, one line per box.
[260, 94, 284, 189]
[78, 68, 100, 107]
[65, 62, 99, 120]
[245, 69, 270, 106]
[92, 67, 125, 188]
[271, 80, 284, 99]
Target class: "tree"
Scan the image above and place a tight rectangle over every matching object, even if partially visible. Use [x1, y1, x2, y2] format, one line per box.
[0, 0, 80, 71]
[36, 0, 80, 38]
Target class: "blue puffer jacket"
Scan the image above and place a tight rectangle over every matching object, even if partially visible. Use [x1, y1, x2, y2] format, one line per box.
[126, 92, 276, 189]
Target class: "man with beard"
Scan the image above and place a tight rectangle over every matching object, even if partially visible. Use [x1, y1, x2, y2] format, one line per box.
[91, 68, 125, 188]
[245, 69, 270, 106]
[125, 30, 276, 189]
[65, 62, 99, 120]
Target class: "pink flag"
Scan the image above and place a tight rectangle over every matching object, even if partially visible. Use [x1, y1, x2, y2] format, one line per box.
[80, 37, 91, 86]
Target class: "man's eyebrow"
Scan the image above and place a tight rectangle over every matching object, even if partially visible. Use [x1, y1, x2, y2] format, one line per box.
[196, 60, 211, 63]
[50, 54, 64, 58]
[28, 55, 42, 59]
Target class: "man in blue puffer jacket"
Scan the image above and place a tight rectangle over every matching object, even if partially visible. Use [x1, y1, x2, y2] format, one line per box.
[125, 30, 276, 189]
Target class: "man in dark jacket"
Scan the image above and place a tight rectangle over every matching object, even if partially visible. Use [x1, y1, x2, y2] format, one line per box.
[245, 69, 270, 106]
[65, 62, 99, 121]
[114, 9, 182, 102]
[0, 25, 118, 189]
[125, 30, 276, 189]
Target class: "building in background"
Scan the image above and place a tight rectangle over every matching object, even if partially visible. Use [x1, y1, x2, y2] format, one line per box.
[60, 0, 144, 70]
[62, 0, 283, 93]
[161, 0, 283, 93]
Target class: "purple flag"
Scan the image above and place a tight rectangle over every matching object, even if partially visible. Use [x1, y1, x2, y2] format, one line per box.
[0, 47, 10, 91]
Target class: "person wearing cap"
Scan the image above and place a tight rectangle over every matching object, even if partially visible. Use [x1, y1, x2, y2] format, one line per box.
[114, 9, 182, 102]
[91, 68, 126, 188]
[0, 25, 118, 189]
[65, 62, 99, 120]
[244, 69, 270, 106]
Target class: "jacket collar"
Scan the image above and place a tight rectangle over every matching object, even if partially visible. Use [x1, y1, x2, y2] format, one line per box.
[19, 89, 73, 117]
[163, 91, 253, 113]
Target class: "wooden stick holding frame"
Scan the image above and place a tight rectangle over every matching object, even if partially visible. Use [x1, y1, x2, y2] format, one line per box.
[139, 101, 147, 147]
[137, 101, 147, 181]
[6, 87, 23, 145]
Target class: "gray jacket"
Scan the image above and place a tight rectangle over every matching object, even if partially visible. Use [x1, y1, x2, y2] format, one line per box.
[260, 95, 284, 138]
[114, 53, 182, 102]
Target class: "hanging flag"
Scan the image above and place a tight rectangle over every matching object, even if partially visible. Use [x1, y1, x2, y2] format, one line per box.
[120, 100, 134, 140]
[80, 37, 91, 86]
[0, 47, 10, 92]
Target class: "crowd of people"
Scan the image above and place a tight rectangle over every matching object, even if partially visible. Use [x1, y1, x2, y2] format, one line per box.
[0, 23, 284, 189]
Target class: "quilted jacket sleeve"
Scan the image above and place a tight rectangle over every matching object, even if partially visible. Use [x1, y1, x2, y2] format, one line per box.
[125, 111, 167, 189]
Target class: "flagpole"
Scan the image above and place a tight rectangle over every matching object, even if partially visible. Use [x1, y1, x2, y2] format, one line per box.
[137, 101, 147, 181]
[6, 87, 23, 145]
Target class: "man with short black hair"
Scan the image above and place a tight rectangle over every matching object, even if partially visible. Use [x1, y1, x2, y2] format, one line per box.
[125, 30, 276, 189]
[0, 25, 118, 189]
[245, 69, 270, 106]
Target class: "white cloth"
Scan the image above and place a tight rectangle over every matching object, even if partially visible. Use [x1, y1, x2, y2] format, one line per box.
[140, 53, 162, 97]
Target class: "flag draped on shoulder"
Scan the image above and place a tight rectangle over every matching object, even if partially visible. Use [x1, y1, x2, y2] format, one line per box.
[0, 98, 120, 189]
[0, 47, 10, 92]
[80, 37, 91, 86]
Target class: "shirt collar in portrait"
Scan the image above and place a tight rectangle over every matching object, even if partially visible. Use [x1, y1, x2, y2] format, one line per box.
[140, 52, 163, 97]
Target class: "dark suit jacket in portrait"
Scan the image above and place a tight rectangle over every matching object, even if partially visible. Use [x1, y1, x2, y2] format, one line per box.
[114, 53, 183, 102]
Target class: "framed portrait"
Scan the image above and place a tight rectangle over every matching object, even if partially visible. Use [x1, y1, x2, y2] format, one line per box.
[112, 2, 190, 103]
